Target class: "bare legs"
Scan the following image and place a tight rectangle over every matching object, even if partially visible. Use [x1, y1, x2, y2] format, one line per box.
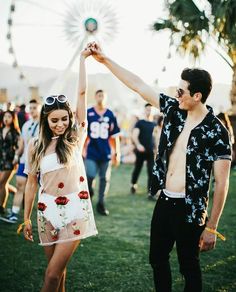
[42, 240, 80, 292]
[0, 170, 15, 209]
[13, 176, 27, 209]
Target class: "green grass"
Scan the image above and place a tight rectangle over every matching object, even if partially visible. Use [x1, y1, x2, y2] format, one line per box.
[0, 165, 236, 292]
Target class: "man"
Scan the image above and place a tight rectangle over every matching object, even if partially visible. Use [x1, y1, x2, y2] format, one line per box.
[88, 42, 231, 291]
[85, 89, 120, 216]
[2, 99, 40, 223]
[17, 104, 29, 130]
[131, 103, 156, 195]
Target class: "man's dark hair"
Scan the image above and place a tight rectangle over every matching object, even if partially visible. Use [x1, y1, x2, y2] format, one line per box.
[181, 68, 212, 103]
[95, 89, 104, 95]
[29, 99, 39, 104]
[145, 103, 152, 107]
[20, 104, 26, 111]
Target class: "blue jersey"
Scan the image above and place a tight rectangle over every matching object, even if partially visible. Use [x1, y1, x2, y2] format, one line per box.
[86, 107, 120, 161]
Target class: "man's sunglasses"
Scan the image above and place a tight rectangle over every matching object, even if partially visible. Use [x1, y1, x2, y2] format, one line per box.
[176, 88, 185, 98]
[44, 95, 68, 105]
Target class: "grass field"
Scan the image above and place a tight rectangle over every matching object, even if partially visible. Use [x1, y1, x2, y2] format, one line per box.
[0, 164, 236, 292]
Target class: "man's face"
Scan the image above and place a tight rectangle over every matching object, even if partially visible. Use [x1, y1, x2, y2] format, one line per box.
[95, 91, 106, 106]
[144, 105, 152, 118]
[175, 80, 199, 111]
[29, 103, 40, 119]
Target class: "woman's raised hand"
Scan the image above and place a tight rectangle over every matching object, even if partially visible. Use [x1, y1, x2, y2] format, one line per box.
[81, 46, 92, 59]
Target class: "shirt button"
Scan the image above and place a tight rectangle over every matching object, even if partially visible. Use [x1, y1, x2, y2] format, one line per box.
[165, 197, 169, 201]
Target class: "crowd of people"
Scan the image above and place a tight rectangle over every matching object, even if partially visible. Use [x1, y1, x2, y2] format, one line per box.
[0, 91, 165, 222]
[0, 42, 235, 291]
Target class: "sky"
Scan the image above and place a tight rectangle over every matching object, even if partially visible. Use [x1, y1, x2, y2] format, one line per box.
[0, 0, 233, 89]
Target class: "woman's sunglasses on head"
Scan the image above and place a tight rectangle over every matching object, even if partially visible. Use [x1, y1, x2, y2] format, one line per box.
[44, 95, 68, 105]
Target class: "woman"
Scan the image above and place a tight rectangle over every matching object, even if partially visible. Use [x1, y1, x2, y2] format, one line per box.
[22, 48, 97, 292]
[0, 110, 23, 216]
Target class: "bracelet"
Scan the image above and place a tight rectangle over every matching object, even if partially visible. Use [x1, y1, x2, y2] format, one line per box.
[17, 219, 32, 235]
[205, 227, 226, 241]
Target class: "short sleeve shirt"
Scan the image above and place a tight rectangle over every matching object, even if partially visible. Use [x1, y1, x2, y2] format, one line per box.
[86, 107, 120, 161]
[134, 119, 156, 152]
[151, 93, 232, 225]
[20, 119, 39, 163]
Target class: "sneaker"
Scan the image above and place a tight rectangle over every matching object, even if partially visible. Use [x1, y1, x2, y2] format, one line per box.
[0, 212, 18, 224]
[96, 202, 109, 216]
[130, 184, 137, 194]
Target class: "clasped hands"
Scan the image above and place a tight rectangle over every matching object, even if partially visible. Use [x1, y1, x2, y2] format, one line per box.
[81, 42, 105, 62]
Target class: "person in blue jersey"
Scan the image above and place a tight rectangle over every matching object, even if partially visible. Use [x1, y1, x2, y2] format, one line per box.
[85, 89, 120, 216]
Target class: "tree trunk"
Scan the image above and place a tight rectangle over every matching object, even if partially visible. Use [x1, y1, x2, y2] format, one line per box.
[230, 66, 236, 114]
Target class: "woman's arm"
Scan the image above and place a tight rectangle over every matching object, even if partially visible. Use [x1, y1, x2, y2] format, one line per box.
[23, 174, 38, 242]
[13, 136, 23, 165]
[76, 48, 92, 124]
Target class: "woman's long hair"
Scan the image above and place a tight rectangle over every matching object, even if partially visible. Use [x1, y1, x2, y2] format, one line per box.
[1, 110, 20, 134]
[31, 100, 78, 173]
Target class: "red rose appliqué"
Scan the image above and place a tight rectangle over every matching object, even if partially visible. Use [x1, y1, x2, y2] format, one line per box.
[81, 121, 85, 127]
[73, 230, 81, 235]
[80, 176, 85, 182]
[55, 196, 70, 205]
[58, 182, 64, 189]
[78, 191, 89, 199]
[38, 202, 47, 211]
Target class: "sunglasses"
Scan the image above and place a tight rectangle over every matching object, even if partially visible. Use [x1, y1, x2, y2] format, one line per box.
[176, 88, 187, 98]
[44, 95, 68, 105]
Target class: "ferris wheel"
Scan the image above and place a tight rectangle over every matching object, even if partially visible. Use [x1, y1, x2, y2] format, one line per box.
[6, 0, 119, 98]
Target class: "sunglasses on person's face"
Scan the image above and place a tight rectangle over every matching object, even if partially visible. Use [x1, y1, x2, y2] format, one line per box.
[176, 88, 185, 98]
[44, 95, 68, 105]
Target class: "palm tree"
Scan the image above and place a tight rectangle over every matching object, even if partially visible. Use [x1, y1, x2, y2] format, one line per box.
[152, 0, 236, 113]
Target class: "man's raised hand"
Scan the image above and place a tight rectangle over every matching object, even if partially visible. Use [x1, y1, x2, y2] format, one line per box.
[87, 42, 106, 63]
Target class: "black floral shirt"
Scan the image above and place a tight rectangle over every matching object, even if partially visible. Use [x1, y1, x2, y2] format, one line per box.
[151, 94, 232, 225]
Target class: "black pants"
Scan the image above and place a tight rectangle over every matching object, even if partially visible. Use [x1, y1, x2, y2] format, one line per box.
[149, 192, 205, 292]
[131, 150, 154, 191]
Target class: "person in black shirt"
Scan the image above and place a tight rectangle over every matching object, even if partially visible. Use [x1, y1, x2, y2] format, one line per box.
[88, 42, 231, 292]
[131, 103, 156, 194]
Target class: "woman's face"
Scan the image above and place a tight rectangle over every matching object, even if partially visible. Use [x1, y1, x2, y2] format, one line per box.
[47, 109, 70, 136]
[3, 112, 13, 127]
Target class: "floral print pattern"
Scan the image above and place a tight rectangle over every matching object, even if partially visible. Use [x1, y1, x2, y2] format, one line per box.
[55, 196, 70, 205]
[38, 202, 47, 211]
[151, 94, 232, 225]
[78, 191, 89, 199]
[36, 121, 97, 245]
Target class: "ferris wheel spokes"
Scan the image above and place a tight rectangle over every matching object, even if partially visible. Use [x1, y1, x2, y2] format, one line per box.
[18, 0, 66, 18]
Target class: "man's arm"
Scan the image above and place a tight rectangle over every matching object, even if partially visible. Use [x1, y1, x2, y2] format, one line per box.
[207, 159, 231, 229]
[109, 135, 121, 166]
[132, 128, 145, 152]
[199, 159, 231, 251]
[89, 42, 160, 109]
